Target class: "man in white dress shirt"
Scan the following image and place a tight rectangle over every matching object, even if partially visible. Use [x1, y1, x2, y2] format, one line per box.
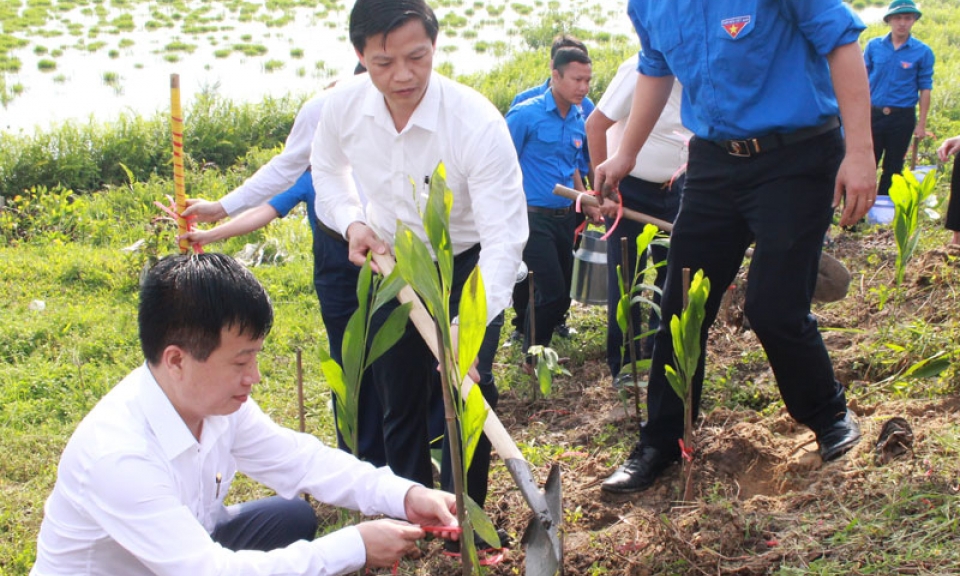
[311, 0, 527, 515]
[31, 253, 458, 576]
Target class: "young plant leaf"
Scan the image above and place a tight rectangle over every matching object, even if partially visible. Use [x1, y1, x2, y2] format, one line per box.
[464, 493, 501, 549]
[456, 267, 487, 383]
[318, 346, 356, 453]
[366, 302, 412, 366]
[394, 224, 444, 316]
[461, 384, 488, 471]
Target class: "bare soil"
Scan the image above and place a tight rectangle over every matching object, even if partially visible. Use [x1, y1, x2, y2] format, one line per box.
[364, 229, 960, 575]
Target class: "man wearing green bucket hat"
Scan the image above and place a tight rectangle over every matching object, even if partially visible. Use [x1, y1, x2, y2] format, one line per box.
[865, 0, 935, 196]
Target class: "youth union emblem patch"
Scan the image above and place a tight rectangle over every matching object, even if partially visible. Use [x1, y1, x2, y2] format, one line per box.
[721, 15, 751, 39]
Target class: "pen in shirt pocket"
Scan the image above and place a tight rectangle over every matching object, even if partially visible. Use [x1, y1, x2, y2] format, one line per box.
[215, 472, 222, 499]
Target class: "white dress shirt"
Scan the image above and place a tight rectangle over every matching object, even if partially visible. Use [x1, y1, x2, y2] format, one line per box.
[598, 55, 691, 184]
[219, 93, 329, 217]
[32, 364, 416, 576]
[311, 72, 528, 323]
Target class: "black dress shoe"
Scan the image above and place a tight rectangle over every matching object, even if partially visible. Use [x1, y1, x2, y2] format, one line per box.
[601, 444, 678, 494]
[817, 409, 862, 461]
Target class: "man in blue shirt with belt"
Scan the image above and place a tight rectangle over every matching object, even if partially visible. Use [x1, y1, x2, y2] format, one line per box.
[506, 47, 600, 360]
[509, 34, 596, 342]
[865, 0, 935, 196]
[595, 0, 876, 494]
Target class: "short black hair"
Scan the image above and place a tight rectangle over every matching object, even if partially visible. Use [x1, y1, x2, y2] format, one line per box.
[550, 34, 588, 59]
[552, 47, 591, 75]
[139, 253, 273, 365]
[349, 0, 439, 54]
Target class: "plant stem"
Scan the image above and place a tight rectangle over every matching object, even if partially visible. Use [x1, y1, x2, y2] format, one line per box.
[681, 267, 694, 502]
[435, 322, 475, 575]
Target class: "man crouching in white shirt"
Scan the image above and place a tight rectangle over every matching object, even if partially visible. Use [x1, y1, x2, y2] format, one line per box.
[31, 253, 458, 576]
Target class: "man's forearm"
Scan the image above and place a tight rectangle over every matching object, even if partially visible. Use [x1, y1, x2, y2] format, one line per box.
[827, 42, 873, 154]
[585, 111, 615, 171]
[616, 74, 673, 162]
[918, 89, 931, 130]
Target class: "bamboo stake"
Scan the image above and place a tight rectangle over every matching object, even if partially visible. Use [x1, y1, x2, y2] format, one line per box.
[621, 237, 642, 426]
[169, 74, 188, 254]
[526, 271, 537, 398]
[435, 322, 474, 575]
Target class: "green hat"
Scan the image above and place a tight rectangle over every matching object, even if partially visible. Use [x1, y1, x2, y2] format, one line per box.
[884, 0, 922, 22]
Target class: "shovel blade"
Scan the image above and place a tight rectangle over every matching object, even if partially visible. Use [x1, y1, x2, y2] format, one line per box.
[518, 464, 563, 576]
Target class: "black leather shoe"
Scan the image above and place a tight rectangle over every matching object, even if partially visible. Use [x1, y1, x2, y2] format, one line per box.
[601, 444, 678, 494]
[817, 410, 861, 461]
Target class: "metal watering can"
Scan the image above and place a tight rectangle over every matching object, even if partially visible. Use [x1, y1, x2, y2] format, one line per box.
[570, 229, 607, 305]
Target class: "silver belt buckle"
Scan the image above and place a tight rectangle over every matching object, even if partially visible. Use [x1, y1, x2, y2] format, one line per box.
[725, 139, 752, 157]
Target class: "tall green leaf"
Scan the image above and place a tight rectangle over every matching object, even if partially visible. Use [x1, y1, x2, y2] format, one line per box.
[318, 346, 356, 453]
[394, 224, 444, 316]
[456, 267, 487, 384]
[367, 302, 412, 366]
[424, 163, 454, 291]
[461, 384, 488, 471]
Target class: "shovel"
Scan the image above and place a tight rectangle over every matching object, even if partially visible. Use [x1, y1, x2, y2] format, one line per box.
[371, 252, 563, 576]
[553, 184, 851, 303]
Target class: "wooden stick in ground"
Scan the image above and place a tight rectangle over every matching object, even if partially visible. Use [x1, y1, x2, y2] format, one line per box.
[296, 348, 305, 433]
[434, 323, 474, 575]
[681, 267, 694, 503]
[526, 271, 537, 397]
[621, 236, 642, 426]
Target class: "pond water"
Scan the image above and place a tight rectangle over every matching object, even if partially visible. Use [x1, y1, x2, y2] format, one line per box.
[0, 0, 634, 134]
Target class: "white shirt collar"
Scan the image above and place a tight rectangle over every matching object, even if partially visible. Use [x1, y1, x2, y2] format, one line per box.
[136, 364, 228, 460]
[362, 72, 441, 135]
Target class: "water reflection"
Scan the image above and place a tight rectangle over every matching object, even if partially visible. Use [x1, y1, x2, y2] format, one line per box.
[1, 0, 633, 133]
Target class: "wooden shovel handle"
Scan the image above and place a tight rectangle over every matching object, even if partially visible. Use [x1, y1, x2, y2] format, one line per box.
[370, 252, 524, 462]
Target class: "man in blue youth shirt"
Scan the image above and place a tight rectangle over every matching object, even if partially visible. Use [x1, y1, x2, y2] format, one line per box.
[509, 34, 596, 342]
[506, 47, 600, 360]
[865, 0, 934, 196]
[595, 0, 876, 494]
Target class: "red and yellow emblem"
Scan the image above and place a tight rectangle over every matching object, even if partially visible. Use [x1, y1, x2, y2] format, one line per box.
[721, 15, 751, 39]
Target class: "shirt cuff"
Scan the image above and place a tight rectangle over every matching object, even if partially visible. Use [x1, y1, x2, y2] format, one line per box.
[310, 526, 367, 575]
[219, 189, 248, 217]
[380, 476, 419, 521]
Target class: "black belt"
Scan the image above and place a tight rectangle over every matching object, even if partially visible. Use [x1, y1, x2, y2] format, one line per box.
[872, 106, 914, 116]
[316, 218, 348, 244]
[527, 205, 572, 216]
[709, 116, 841, 158]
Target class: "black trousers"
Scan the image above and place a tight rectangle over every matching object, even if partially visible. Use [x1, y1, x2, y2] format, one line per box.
[605, 174, 682, 377]
[639, 128, 849, 453]
[518, 210, 576, 351]
[368, 245, 496, 507]
[872, 106, 916, 196]
[946, 153, 960, 233]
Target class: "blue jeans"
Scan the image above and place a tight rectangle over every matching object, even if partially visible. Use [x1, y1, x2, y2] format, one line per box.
[640, 129, 849, 452]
